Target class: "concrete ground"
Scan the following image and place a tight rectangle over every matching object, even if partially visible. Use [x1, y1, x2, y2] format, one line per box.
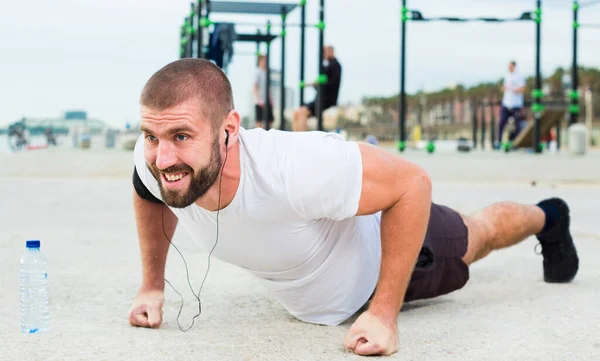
[0, 146, 599, 361]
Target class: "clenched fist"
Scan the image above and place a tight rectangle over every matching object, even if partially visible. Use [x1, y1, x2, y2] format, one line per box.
[128, 289, 165, 328]
[344, 310, 399, 356]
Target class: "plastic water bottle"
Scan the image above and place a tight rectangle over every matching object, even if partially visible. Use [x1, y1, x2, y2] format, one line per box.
[20, 240, 50, 333]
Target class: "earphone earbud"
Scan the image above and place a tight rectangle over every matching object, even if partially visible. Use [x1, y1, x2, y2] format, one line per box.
[225, 130, 229, 146]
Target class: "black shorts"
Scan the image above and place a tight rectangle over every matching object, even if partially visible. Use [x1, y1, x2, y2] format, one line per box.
[404, 203, 470, 302]
[304, 100, 335, 117]
[255, 104, 274, 123]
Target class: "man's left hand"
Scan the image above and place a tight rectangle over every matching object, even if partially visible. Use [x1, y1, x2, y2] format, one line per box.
[343, 310, 399, 356]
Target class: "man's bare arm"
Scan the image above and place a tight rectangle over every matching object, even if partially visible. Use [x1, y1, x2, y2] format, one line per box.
[133, 190, 177, 291]
[355, 143, 432, 321]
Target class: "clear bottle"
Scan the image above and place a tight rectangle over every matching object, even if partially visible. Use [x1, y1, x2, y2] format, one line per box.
[20, 240, 50, 333]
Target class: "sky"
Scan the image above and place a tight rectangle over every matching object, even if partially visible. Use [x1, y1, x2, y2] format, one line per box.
[1, 0, 599, 128]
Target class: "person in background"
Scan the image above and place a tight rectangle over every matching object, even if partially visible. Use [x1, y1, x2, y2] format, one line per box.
[253, 54, 273, 129]
[497, 60, 526, 147]
[292, 45, 342, 131]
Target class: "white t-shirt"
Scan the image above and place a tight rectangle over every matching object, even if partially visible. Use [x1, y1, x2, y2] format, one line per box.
[133, 128, 382, 326]
[502, 71, 526, 108]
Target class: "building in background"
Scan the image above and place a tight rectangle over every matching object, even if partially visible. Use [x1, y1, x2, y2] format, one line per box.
[2, 110, 112, 136]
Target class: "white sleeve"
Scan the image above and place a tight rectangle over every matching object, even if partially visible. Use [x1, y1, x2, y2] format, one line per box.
[284, 132, 363, 221]
[133, 134, 163, 201]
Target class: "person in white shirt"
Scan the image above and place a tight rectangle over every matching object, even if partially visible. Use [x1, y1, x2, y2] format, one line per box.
[127, 58, 579, 356]
[498, 61, 526, 146]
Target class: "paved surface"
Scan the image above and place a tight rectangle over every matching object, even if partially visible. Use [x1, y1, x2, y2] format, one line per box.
[0, 147, 598, 360]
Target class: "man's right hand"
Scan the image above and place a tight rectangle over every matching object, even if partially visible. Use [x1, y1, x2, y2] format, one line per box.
[128, 289, 165, 328]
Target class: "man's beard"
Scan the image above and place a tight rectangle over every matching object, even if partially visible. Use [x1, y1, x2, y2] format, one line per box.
[148, 135, 223, 208]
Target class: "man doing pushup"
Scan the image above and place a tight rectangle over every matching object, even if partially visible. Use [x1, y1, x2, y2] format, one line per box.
[128, 59, 579, 356]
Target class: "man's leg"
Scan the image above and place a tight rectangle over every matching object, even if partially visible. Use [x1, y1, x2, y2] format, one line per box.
[460, 201, 544, 263]
[292, 106, 309, 131]
[460, 198, 579, 283]
[255, 105, 264, 129]
[497, 106, 510, 145]
[508, 108, 523, 141]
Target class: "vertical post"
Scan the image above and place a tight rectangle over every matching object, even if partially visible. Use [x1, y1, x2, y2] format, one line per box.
[317, 0, 325, 131]
[265, 21, 272, 130]
[180, 21, 186, 59]
[399, 0, 407, 151]
[197, 0, 203, 58]
[480, 102, 486, 149]
[187, 16, 193, 58]
[203, 0, 212, 58]
[255, 30, 261, 127]
[280, 10, 287, 130]
[472, 100, 478, 149]
[585, 88, 593, 146]
[189, 3, 196, 57]
[571, 1, 579, 126]
[490, 100, 496, 147]
[533, 0, 542, 153]
[299, 0, 306, 107]
[556, 115, 561, 149]
[256, 29, 261, 55]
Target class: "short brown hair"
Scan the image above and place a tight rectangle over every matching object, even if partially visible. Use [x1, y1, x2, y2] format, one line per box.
[140, 58, 234, 131]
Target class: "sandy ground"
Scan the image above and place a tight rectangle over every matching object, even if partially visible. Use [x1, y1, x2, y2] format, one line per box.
[1, 145, 599, 361]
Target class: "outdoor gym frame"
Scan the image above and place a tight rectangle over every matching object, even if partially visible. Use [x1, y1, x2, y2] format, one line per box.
[399, 0, 544, 153]
[571, 0, 600, 126]
[179, 0, 328, 132]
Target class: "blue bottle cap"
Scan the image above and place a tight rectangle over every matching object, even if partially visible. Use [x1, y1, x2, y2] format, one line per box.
[26, 240, 40, 249]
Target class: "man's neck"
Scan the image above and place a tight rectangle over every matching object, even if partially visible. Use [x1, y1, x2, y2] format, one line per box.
[194, 143, 241, 212]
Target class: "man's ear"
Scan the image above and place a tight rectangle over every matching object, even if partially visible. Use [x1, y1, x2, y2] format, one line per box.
[223, 109, 241, 146]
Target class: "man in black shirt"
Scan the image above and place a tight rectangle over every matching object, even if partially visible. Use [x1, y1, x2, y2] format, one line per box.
[292, 45, 342, 131]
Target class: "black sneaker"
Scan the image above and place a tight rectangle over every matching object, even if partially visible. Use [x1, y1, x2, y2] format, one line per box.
[536, 198, 579, 283]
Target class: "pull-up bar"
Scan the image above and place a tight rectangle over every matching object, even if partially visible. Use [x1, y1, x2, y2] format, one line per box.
[408, 11, 534, 22]
[398, 0, 544, 153]
[580, 0, 600, 8]
[211, 20, 323, 28]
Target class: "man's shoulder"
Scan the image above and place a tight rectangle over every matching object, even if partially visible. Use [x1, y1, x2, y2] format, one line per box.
[241, 128, 346, 152]
[240, 129, 355, 170]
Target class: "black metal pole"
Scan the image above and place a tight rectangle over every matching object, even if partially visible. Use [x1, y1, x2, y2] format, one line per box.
[189, 3, 195, 57]
[571, 0, 579, 126]
[197, 0, 203, 58]
[280, 11, 287, 130]
[480, 101, 486, 149]
[180, 22, 186, 59]
[472, 100, 478, 149]
[533, 0, 542, 153]
[490, 100, 496, 147]
[266, 21, 272, 130]
[399, 0, 407, 151]
[317, 0, 325, 131]
[255, 30, 261, 126]
[299, 0, 306, 106]
[187, 14, 193, 58]
[204, 0, 211, 58]
[256, 29, 261, 55]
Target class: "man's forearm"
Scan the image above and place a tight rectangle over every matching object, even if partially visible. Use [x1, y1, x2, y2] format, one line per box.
[133, 190, 177, 291]
[368, 176, 432, 321]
